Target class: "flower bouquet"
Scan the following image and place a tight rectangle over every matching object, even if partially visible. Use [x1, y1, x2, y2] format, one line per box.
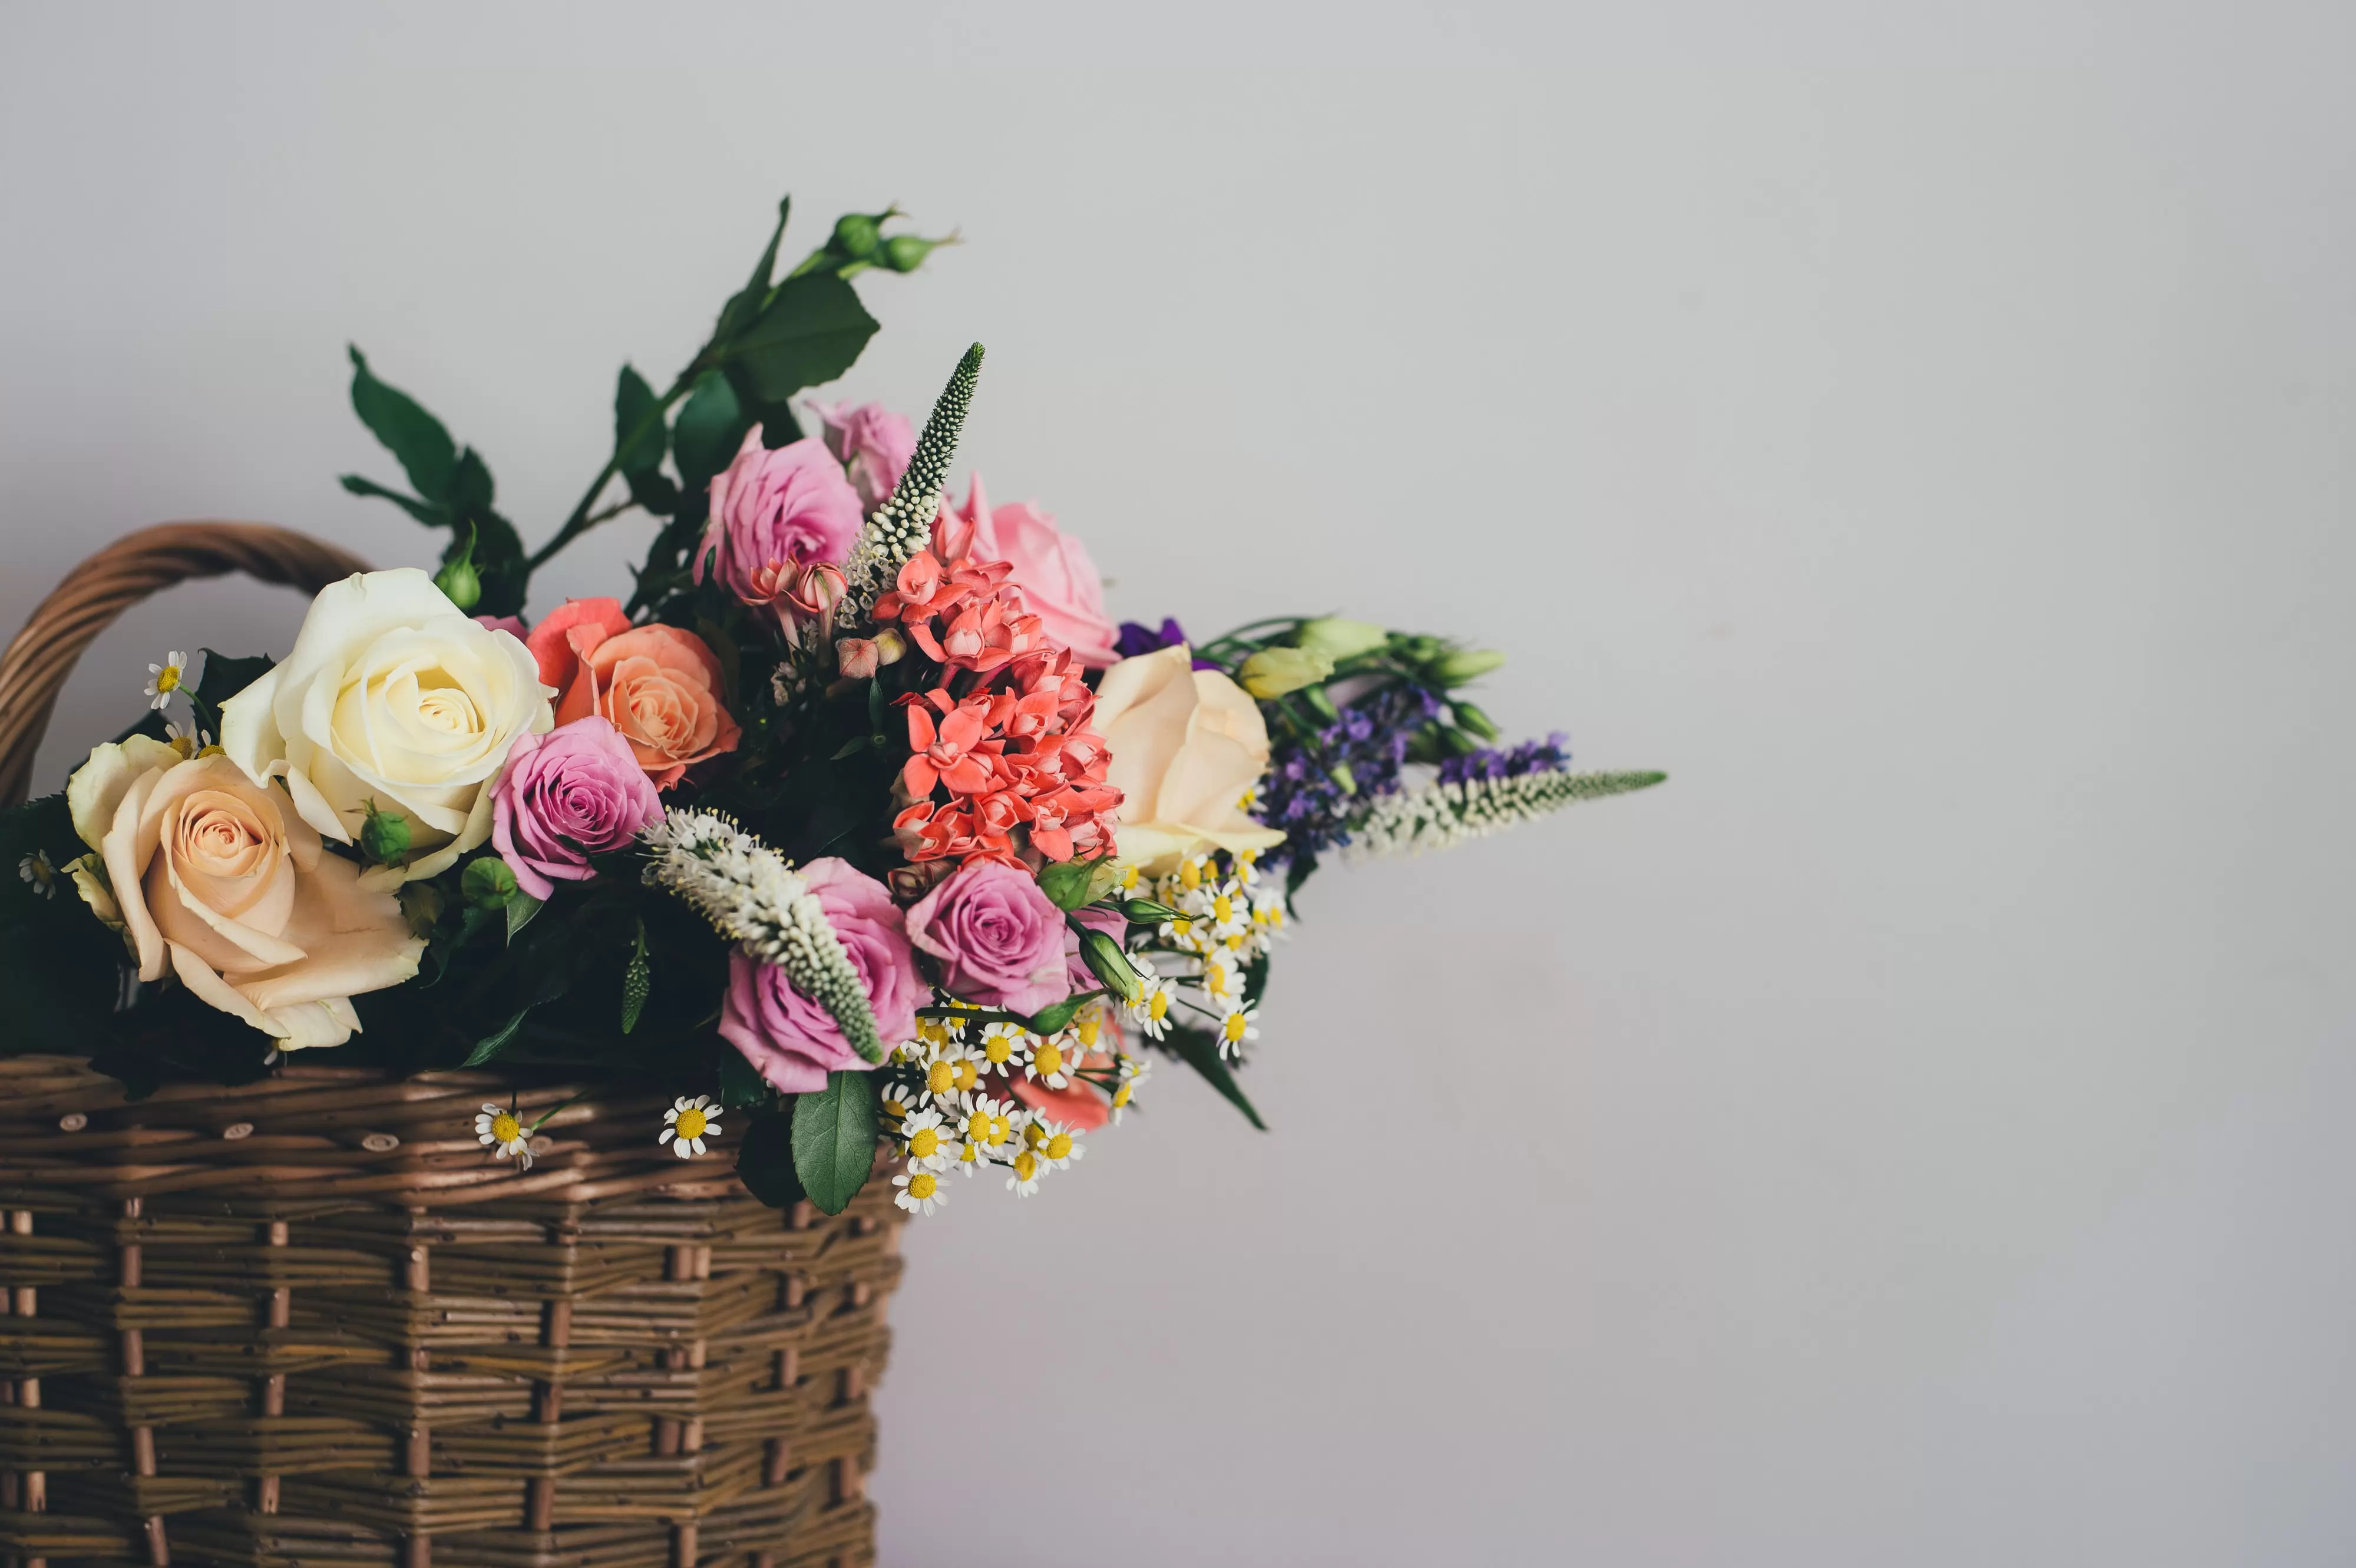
[1, 198, 1663, 1223]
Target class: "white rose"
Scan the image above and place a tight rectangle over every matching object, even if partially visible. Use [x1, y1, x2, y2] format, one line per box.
[65, 736, 424, 1048]
[220, 568, 553, 888]
[1092, 643, 1288, 874]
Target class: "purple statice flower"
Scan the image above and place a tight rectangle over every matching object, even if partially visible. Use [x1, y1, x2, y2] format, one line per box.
[1438, 731, 1571, 786]
[1256, 684, 1445, 862]
[1115, 617, 1189, 660]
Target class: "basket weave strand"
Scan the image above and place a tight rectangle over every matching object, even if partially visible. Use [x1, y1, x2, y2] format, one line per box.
[0, 528, 903, 1567]
[0, 521, 371, 807]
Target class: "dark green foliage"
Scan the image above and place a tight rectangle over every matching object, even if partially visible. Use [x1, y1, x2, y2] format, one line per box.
[341, 348, 530, 616]
[735, 1109, 806, 1209]
[791, 1071, 879, 1215]
[1162, 1024, 1268, 1132]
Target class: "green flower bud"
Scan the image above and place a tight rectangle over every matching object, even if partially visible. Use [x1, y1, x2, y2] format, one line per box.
[434, 524, 481, 612]
[1079, 928, 1145, 1004]
[359, 800, 411, 867]
[880, 232, 953, 273]
[1327, 762, 1359, 796]
[1036, 858, 1096, 912]
[1432, 646, 1506, 686]
[462, 855, 518, 909]
[1451, 700, 1501, 743]
[1389, 633, 1445, 664]
[1122, 898, 1185, 925]
[831, 211, 884, 260]
[1239, 646, 1336, 699]
[1296, 617, 1388, 663]
[1297, 683, 1340, 722]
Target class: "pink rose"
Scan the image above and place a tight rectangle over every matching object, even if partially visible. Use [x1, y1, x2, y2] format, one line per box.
[473, 613, 530, 639]
[718, 858, 926, 1093]
[696, 431, 864, 617]
[490, 717, 663, 901]
[935, 476, 1119, 667]
[809, 401, 916, 512]
[904, 859, 1070, 1015]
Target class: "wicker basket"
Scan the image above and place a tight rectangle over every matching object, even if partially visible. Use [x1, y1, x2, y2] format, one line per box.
[0, 525, 905, 1568]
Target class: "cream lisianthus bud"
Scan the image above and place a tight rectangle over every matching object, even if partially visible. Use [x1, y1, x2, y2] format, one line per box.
[1295, 617, 1388, 663]
[1238, 646, 1335, 699]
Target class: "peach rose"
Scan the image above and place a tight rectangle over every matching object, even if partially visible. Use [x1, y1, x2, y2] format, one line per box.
[1092, 643, 1288, 873]
[526, 599, 741, 789]
[65, 737, 422, 1049]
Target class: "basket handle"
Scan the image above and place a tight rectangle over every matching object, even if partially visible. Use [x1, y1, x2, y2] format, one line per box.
[0, 522, 372, 806]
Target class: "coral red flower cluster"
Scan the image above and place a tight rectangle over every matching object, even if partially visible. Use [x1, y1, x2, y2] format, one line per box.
[877, 545, 1122, 866]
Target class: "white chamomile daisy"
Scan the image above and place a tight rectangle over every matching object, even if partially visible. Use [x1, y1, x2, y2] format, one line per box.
[475, 1102, 534, 1169]
[1232, 847, 1262, 885]
[17, 849, 57, 900]
[1175, 855, 1210, 894]
[899, 1107, 954, 1172]
[143, 651, 190, 711]
[1217, 1003, 1261, 1059]
[957, 1094, 1017, 1168]
[1251, 890, 1288, 935]
[894, 1167, 949, 1216]
[1200, 950, 1244, 1008]
[1023, 1031, 1076, 1090]
[1110, 1057, 1151, 1126]
[977, 1020, 1029, 1073]
[1032, 1117, 1085, 1172]
[1004, 1146, 1043, 1197]
[660, 1095, 722, 1159]
[163, 718, 214, 759]
[1129, 974, 1175, 1041]
[1207, 880, 1251, 938]
[916, 1037, 983, 1106]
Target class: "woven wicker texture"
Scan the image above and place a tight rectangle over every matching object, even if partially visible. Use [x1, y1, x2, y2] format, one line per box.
[0, 1059, 902, 1568]
[0, 521, 371, 808]
[0, 528, 907, 1566]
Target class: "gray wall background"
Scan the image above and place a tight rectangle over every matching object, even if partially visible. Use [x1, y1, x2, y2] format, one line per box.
[5, 2, 2352, 1563]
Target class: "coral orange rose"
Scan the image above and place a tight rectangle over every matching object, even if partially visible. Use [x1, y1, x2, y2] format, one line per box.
[526, 598, 740, 789]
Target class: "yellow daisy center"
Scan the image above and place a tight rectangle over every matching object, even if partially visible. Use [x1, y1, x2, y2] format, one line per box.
[1224, 1012, 1248, 1043]
[1045, 1133, 1072, 1160]
[927, 1061, 955, 1094]
[1148, 992, 1169, 1022]
[1207, 967, 1230, 997]
[675, 1107, 708, 1140]
[490, 1113, 521, 1144]
[983, 1034, 1013, 1065]
[1212, 894, 1234, 923]
[1076, 1014, 1101, 1047]
[155, 664, 182, 693]
[1178, 861, 1201, 891]
[1112, 1084, 1132, 1108]
[908, 1127, 940, 1159]
[1025, 1122, 1048, 1150]
[907, 1171, 937, 1200]
[1032, 1042, 1063, 1079]
[1012, 1150, 1037, 1180]
[952, 1060, 977, 1093]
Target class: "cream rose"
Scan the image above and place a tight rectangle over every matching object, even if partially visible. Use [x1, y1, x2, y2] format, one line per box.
[220, 569, 553, 886]
[65, 737, 424, 1048]
[1092, 643, 1288, 873]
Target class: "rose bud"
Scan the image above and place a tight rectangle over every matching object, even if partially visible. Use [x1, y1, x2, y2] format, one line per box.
[871, 627, 908, 666]
[1238, 646, 1335, 699]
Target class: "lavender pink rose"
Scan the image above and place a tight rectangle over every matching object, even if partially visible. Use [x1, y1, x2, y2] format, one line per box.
[490, 717, 664, 901]
[696, 429, 865, 610]
[719, 858, 926, 1093]
[810, 400, 916, 512]
[904, 860, 1072, 1015]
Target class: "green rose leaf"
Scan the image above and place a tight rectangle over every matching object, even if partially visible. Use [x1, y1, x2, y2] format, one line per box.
[1165, 1024, 1268, 1131]
[672, 370, 749, 501]
[735, 1107, 807, 1210]
[348, 346, 458, 503]
[461, 1008, 528, 1068]
[789, 1069, 878, 1215]
[727, 272, 878, 406]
